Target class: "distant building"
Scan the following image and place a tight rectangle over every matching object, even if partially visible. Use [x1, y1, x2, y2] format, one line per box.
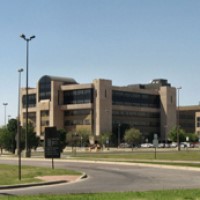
[178, 105, 200, 136]
[20, 76, 177, 144]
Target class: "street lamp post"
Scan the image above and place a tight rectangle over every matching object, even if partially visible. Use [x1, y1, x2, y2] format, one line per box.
[177, 87, 182, 151]
[3, 103, 8, 126]
[20, 34, 35, 157]
[8, 115, 11, 121]
[17, 68, 23, 180]
[118, 123, 121, 148]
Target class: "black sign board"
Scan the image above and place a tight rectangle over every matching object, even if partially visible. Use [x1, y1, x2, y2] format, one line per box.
[45, 127, 60, 159]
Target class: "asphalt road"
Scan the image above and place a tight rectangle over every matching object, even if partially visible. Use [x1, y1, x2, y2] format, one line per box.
[0, 158, 200, 195]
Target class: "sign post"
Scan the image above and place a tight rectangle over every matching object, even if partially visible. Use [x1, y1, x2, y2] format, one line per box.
[45, 127, 60, 169]
[153, 134, 158, 159]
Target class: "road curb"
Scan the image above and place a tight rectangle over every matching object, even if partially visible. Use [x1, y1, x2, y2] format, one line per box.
[0, 173, 87, 190]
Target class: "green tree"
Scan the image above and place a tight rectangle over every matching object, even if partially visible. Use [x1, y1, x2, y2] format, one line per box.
[185, 133, 198, 142]
[0, 127, 3, 154]
[66, 128, 91, 154]
[66, 131, 73, 147]
[7, 118, 18, 153]
[66, 131, 82, 155]
[76, 128, 91, 147]
[0, 119, 18, 154]
[0, 126, 11, 153]
[57, 129, 67, 151]
[98, 131, 112, 149]
[21, 122, 40, 153]
[168, 127, 186, 142]
[124, 128, 142, 150]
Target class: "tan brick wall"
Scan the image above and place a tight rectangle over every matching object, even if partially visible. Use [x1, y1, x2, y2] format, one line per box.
[93, 79, 112, 136]
[159, 86, 176, 141]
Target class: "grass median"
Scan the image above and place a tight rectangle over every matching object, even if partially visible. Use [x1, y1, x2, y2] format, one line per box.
[0, 189, 200, 200]
[0, 164, 81, 185]
[66, 149, 200, 162]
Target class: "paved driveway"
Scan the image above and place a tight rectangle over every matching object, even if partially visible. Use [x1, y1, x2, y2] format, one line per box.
[0, 158, 200, 195]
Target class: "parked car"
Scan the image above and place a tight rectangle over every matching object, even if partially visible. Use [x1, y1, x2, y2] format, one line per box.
[180, 142, 192, 148]
[141, 143, 154, 148]
[158, 143, 164, 148]
[192, 142, 200, 148]
[180, 142, 187, 148]
[164, 143, 170, 148]
[170, 142, 177, 148]
[119, 143, 131, 148]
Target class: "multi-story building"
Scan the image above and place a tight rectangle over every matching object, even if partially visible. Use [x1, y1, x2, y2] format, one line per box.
[178, 105, 200, 136]
[20, 75, 177, 145]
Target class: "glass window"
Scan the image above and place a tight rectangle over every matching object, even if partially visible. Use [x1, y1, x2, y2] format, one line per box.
[197, 117, 200, 127]
[63, 89, 93, 105]
[39, 76, 51, 101]
[41, 110, 49, 117]
[22, 94, 36, 108]
[112, 90, 160, 108]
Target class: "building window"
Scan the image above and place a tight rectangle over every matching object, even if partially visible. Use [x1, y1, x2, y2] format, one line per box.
[39, 76, 51, 101]
[64, 109, 90, 116]
[41, 110, 49, 117]
[197, 117, 200, 127]
[40, 110, 49, 127]
[41, 120, 49, 126]
[63, 89, 94, 105]
[112, 90, 160, 108]
[23, 112, 36, 126]
[22, 94, 36, 108]
[64, 109, 92, 127]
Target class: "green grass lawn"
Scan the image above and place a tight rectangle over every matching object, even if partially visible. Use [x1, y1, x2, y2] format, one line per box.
[67, 149, 200, 162]
[0, 189, 200, 200]
[0, 164, 81, 185]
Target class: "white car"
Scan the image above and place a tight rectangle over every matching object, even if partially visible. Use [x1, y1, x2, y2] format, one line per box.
[141, 143, 154, 148]
[158, 143, 164, 148]
[170, 142, 177, 148]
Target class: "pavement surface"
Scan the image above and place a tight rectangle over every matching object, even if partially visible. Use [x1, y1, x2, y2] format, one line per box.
[36, 175, 80, 182]
[1, 156, 200, 195]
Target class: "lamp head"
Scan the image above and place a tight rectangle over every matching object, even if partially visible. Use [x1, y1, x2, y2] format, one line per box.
[30, 35, 36, 40]
[20, 34, 26, 39]
[18, 68, 24, 73]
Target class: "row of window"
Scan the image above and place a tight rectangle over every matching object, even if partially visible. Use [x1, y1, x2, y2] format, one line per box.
[23, 112, 36, 118]
[22, 94, 36, 108]
[179, 112, 195, 120]
[112, 119, 160, 127]
[112, 110, 160, 118]
[22, 88, 161, 109]
[197, 117, 200, 127]
[112, 90, 160, 108]
[64, 109, 91, 116]
[64, 119, 91, 126]
[63, 89, 94, 104]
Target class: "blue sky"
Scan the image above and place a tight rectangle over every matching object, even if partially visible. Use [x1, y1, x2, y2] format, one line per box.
[0, 0, 200, 125]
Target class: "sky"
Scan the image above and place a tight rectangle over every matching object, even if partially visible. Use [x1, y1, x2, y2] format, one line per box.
[0, 0, 200, 126]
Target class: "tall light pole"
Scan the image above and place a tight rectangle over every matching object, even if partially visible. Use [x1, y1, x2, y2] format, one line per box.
[8, 115, 11, 122]
[17, 68, 23, 180]
[3, 103, 8, 126]
[20, 34, 35, 157]
[177, 87, 182, 151]
[118, 123, 121, 148]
